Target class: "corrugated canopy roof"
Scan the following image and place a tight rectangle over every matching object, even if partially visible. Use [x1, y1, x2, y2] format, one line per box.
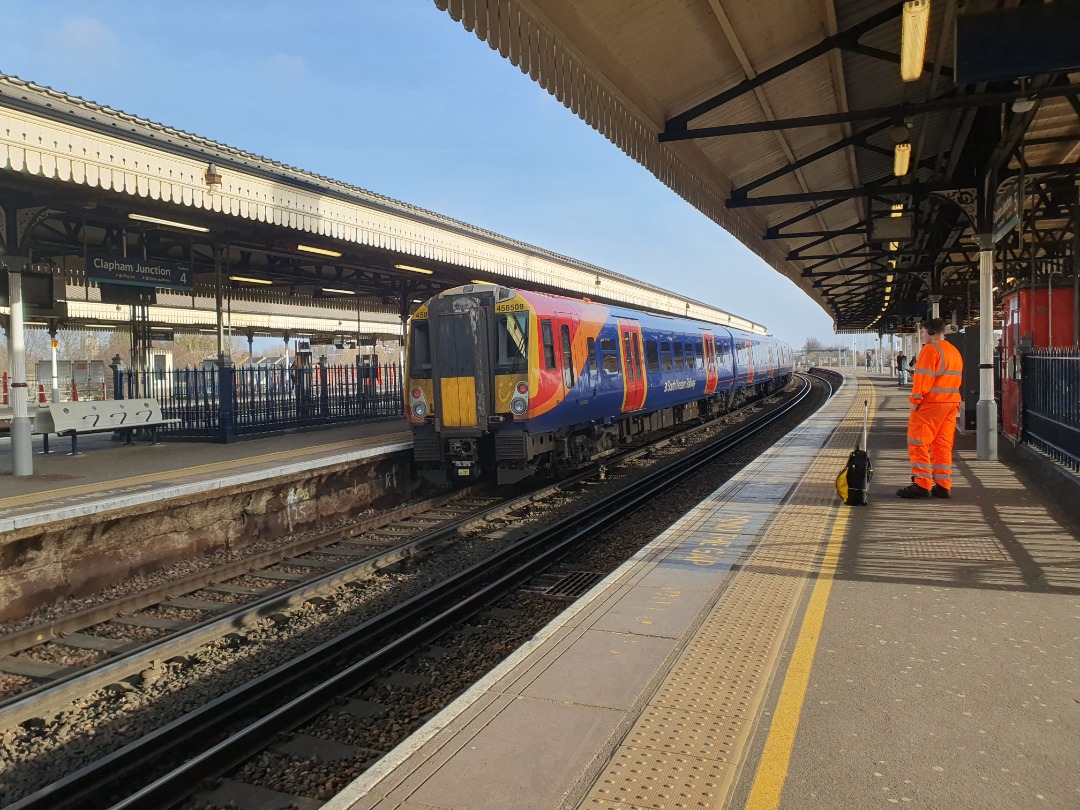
[433, 0, 1080, 332]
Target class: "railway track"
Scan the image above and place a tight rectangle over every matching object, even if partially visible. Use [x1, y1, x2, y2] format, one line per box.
[1, 374, 825, 809]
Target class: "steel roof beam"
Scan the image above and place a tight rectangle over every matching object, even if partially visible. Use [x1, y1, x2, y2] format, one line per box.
[729, 181, 966, 208]
[730, 122, 890, 198]
[838, 41, 954, 80]
[665, 2, 904, 131]
[661, 85, 1080, 142]
[765, 198, 847, 236]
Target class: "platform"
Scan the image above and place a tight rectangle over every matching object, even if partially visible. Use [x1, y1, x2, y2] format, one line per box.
[326, 372, 1080, 810]
[0, 418, 411, 533]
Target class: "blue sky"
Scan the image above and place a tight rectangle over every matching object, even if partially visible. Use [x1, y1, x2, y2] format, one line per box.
[3, 1, 844, 348]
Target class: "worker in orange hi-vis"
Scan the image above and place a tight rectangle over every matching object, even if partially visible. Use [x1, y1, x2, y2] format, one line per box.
[896, 317, 963, 499]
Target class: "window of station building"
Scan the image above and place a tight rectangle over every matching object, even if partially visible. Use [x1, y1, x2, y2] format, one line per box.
[673, 342, 685, 371]
[408, 321, 432, 378]
[495, 312, 529, 374]
[541, 320, 556, 370]
[586, 337, 597, 374]
[560, 324, 575, 388]
[660, 341, 673, 371]
[645, 338, 660, 372]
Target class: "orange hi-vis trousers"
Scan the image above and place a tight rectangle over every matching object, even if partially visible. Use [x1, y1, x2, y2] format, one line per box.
[907, 402, 959, 490]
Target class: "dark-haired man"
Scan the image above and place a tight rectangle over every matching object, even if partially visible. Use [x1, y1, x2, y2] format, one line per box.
[897, 318, 963, 499]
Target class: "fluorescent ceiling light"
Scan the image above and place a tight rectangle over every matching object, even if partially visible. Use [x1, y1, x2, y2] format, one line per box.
[322, 288, 356, 295]
[901, 0, 930, 82]
[23, 321, 47, 326]
[85, 323, 117, 327]
[395, 263, 433, 275]
[229, 275, 273, 285]
[129, 213, 209, 232]
[894, 142, 911, 177]
[297, 244, 342, 258]
[887, 274, 895, 283]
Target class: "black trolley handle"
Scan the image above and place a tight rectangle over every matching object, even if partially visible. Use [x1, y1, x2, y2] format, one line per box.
[861, 399, 869, 452]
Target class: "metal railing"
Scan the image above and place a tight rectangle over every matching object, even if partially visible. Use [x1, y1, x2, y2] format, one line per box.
[115, 361, 403, 441]
[1022, 349, 1080, 472]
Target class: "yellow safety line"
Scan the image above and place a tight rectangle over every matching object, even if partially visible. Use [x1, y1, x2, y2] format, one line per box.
[0, 434, 408, 510]
[744, 379, 876, 809]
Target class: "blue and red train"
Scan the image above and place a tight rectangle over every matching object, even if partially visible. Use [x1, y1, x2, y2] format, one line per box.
[405, 284, 793, 484]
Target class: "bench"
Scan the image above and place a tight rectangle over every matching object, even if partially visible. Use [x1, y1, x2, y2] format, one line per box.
[33, 399, 180, 455]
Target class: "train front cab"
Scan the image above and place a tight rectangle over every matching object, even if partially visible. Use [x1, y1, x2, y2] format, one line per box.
[407, 285, 535, 484]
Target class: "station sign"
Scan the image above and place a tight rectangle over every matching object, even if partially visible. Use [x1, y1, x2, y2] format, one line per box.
[993, 178, 1020, 244]
[87, 254, 193, 290]
[149, 328, 175, 342]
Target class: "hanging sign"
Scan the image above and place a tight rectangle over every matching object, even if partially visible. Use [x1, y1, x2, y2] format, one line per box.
[87, 254, 193, 290]
[993, 177, 1020, 243]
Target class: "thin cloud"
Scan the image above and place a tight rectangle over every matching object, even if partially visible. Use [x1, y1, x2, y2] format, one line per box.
[47, 17, 116, 51]
[262, 53, 306, 79]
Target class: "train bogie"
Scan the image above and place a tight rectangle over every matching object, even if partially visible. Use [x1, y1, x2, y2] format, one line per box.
[405, 285, 793, 485]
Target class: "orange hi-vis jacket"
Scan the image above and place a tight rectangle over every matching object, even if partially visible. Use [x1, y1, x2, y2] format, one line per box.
[910, 339, 963, 408]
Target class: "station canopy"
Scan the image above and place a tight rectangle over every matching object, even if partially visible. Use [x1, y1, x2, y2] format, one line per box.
[433, 0, 1080, 332]
[0, 73, 764, 338]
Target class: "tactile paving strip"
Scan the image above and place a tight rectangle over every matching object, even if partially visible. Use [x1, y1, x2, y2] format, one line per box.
[581, 382, 867, 809]
[899, 535, 1008, 561]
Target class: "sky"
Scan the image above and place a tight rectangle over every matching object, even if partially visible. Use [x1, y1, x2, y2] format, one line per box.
[2, 1, 847, 349]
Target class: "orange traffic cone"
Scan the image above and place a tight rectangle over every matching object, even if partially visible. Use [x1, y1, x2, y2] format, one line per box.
[71, 381, 79, 402]
[37, 383, 47, 404]
[1, 372, 8, 406]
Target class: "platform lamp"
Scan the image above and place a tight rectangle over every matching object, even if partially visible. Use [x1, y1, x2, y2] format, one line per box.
[900, 0, 930, 82]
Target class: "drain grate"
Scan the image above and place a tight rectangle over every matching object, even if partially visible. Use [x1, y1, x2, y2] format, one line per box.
[542, 571, 605, 600]
[899, 535, 1009, 561]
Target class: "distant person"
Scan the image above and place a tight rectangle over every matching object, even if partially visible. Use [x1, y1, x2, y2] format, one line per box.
[895, 351, 907, 386]
[896, 318, 963, 499]
[865, 351, 872, 371]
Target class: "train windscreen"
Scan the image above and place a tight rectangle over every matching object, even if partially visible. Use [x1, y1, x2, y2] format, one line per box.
[409, 322, 432, 378]
[496, 312, 529, 373]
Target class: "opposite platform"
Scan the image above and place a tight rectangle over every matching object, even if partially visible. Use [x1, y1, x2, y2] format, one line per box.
[325, 372, 1080, 810]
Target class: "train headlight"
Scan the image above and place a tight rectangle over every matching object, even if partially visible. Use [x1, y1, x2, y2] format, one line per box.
[510, 398, 527, 415]
[516, 381, 528, 395]
[411, 387, 422, 399]
[412, 401, 428, 418]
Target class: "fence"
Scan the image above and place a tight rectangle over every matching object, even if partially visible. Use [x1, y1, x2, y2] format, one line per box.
[1021, 349, 1080, 472]
[116, 360, 403, 441]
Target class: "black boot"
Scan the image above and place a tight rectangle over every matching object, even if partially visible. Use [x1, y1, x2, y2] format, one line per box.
[931, 485, 951, 499]
[896, 483, 930, 499]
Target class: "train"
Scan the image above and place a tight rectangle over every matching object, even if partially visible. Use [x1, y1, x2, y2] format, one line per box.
[405, 284, 794, 485]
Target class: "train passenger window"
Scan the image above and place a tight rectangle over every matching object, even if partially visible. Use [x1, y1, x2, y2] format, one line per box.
[602, 353, 619, 375]
[541, 320, 556, 370]
[496, 313, 529, 374]
[695, 342, 704, 369]
[408, 322, 432, 378]
[623, 333, 635, 381]
[560, 324, 575, 387]
[685, 344, 695, 369]
[660, 341, 672, 371]
[600, 337, 617, 351]
[673, 343, 685, 371]
[645, 339, 660, 372]
[586, 337, 597, 374]
[632, 333, 643, 376]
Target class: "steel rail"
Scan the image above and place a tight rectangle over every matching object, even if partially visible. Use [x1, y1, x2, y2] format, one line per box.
[8, 377, 815, 810]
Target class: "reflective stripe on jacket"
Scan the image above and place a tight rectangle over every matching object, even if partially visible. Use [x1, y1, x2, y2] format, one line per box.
[909, 340, 963, 406]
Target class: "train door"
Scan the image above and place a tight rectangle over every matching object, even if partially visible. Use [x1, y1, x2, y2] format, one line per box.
[555, 311, 579, 402]
[618, 318, 646, 411]
[701, 331, 718, 394]
[433, 296, 492, 428]
[744, 338, 755, 384]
